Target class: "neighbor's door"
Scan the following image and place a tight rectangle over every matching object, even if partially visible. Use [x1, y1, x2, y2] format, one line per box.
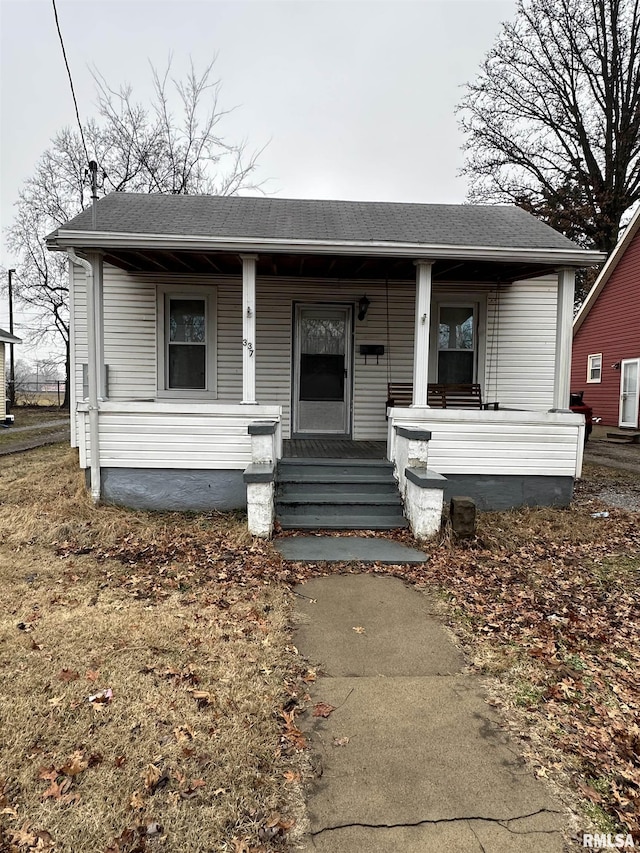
[293, 304, 352, 436]
[619, 358, 640, 428]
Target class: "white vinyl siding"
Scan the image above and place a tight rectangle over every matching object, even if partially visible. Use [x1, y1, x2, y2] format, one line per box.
[485, 276, 557, 411]
[77, 402, 281, 469]
[389, 408, 584, 478]
[72, 264, 157, 402]
[72, 264, 561, 445]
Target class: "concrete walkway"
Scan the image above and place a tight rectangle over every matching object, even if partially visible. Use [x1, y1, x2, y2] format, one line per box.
[293, 574, 566, 852]
[0, 428, 70, 456]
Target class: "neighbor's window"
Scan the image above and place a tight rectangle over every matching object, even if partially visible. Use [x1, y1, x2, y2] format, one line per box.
[587, 353, 602, 383]
[157, 287, 217, 396]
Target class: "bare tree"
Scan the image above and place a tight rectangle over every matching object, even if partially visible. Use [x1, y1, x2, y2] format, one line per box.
[458, 0, 640, 258]
[5, 57, 264, 406]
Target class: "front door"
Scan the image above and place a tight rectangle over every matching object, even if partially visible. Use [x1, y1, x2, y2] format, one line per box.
[619, 358, 640, 428]
[293, 304, 352, 436]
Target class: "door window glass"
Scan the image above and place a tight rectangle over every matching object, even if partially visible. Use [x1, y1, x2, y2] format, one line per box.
[299, 315, 345, 401]
[167, 298, 206, 389]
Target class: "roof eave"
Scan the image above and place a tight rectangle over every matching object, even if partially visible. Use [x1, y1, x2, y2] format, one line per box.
[47, 229, 606, 267]
[573, 205, 640, 334]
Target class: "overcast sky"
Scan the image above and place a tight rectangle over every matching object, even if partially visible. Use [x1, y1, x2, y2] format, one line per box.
[0, 0, 516, 353]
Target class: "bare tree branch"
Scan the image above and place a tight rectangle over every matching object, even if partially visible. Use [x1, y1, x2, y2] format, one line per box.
[458, 0, 640, 257]
[6, 55, 266, 405]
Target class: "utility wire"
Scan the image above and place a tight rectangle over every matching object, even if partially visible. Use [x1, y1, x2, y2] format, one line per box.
[51, 0, 90, 163]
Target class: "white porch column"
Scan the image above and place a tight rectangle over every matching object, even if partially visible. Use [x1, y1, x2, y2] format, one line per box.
[552, 266, 575, 410]
[87, 251, 106, 400]
[67, 248, 101, 502]
[412, 260, 433, 406]
[241, 254, 258, 405]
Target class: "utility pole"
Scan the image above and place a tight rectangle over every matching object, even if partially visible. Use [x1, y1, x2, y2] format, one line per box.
[8, 268, 15, 407]
[88, 160, 98, 229]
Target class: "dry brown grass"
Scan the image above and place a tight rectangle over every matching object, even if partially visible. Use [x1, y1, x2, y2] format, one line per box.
[0, 446, 307, 852]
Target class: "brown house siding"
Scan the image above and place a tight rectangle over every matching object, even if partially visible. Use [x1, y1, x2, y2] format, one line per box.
[571, 229, 640, 426]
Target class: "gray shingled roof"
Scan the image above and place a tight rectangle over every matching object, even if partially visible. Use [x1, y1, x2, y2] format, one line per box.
[0, 328, 21, 343]
[53, 193, 581, 251]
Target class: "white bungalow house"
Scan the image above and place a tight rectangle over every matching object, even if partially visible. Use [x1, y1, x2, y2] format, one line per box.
[1, 328, 21, 424]
[46, 195, 604, 536]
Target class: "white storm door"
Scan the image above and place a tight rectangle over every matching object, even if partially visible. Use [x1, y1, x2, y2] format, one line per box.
[293, 305, 352, 435]
[619, 359, 640, 428]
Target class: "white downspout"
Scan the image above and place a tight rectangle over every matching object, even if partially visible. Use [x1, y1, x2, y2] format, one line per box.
[67, 248, 101, 502]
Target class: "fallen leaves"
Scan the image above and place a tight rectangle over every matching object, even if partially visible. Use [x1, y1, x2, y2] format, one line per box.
[59, 751, 88, 777]
[312, 702, 336, 718]
[394, 500, 640, 836]
[57, 668, 79, 683]
[280, 708, 307, 751]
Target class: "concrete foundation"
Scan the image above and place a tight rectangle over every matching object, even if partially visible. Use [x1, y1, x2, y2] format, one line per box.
[442, 473, 574, 510]
[98, 468, 247, 511]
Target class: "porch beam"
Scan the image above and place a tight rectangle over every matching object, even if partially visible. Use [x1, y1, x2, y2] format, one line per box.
[198, 253, 221, 272]
[132, 250, 169, 271]
[241, 254, 258, 404]
[163, 250, 197, 272]
[552, 266, 575, 410]
[412, 260, 434, 406]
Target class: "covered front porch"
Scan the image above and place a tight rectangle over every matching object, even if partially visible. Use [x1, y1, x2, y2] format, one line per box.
[48, 193, 605, 527]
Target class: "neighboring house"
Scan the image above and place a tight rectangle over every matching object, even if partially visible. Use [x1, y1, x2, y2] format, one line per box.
[0, 328, 21, 424]
[572, 206, 640, 430]
[46, 195, 603, 532]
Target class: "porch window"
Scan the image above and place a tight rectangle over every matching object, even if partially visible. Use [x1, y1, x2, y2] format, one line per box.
[157, 287, 217, 397]
[437, 304, 476, 383]
[586, 353, 602, 383]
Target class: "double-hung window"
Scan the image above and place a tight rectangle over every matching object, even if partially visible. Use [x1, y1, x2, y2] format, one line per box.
[157, 287, 217, 397]
[586, 353, 602, 383]
[437, 304, 477, 384]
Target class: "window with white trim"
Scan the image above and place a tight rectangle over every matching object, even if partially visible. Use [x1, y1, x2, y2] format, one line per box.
[587, 353, 602, 383]
[437, 304, 477, 383]
[157, 287, 217, 397]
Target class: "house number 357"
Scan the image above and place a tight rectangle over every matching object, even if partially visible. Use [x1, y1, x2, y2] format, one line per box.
[243, 339, 254, 357]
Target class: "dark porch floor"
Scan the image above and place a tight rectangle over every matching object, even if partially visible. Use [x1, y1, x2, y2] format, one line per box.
[282, 439, 387, 459]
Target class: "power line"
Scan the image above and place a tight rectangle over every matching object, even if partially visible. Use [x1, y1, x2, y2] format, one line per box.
[51, 0, 90, 164]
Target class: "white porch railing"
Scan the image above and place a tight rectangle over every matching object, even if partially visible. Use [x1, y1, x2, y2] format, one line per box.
[387, 406, 586, 491]
[76, 400, 282, 470]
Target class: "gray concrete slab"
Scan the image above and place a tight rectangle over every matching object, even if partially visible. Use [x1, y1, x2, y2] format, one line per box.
[293, 574, 567, 852]
[302, 676, 562, 829]
[276, 535, 428, 564]
[294, 574, 463, 677]
[300, 817, 564, 853]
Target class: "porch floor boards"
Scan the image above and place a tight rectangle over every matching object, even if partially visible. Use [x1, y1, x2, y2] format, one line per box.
[282, 439, 387, 460]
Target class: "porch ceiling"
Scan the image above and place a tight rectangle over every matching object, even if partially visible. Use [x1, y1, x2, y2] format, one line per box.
[101, 247, 556, 283]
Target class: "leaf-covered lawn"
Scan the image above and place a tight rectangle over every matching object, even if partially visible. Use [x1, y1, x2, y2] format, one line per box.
[1, 445, 638, 849]
[0, 447, 309, 852]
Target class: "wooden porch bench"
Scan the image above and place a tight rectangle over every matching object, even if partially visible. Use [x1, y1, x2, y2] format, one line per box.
[386, 382, 499, 410]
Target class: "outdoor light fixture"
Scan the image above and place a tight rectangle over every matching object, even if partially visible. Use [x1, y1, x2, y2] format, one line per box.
[358, 295, 370, 321]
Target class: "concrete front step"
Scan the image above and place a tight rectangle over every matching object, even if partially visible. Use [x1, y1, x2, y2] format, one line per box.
[606, 431, 640, 444]
[278, 460, 394, 480]
[276, 456, 406, 531]
[277, 482, 400, 500]
[278, 513, 409, 530]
